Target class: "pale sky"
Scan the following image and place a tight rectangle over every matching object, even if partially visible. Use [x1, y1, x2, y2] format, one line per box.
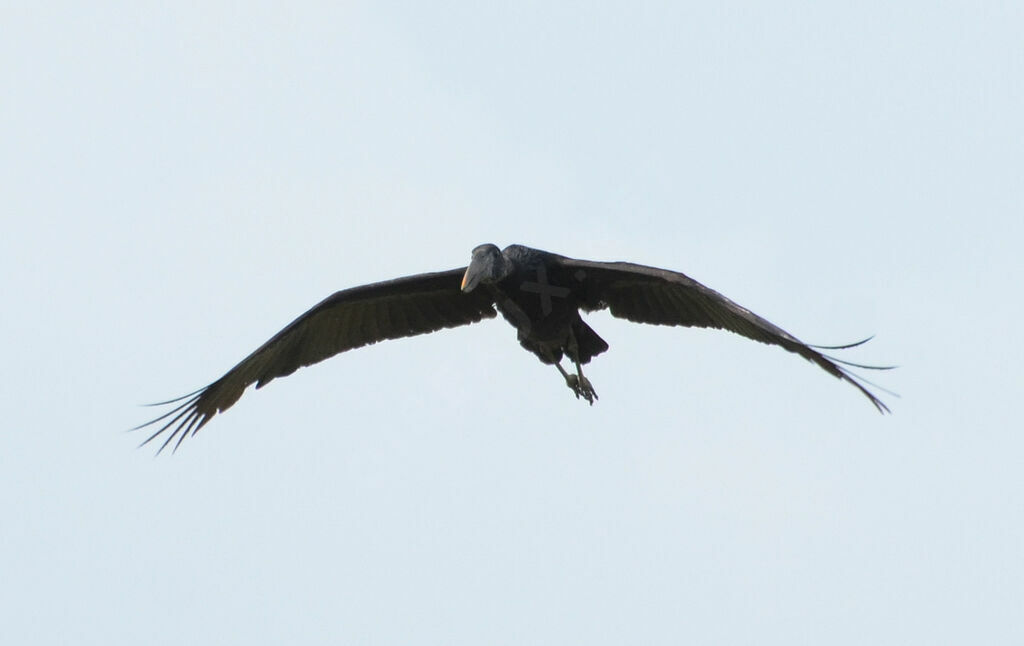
[2, 2, 1022, 644]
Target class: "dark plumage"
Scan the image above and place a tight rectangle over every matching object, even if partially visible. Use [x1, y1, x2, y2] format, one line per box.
[138, 243, 891, 452]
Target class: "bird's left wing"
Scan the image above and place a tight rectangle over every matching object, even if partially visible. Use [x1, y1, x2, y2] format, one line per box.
[554, 256, 892, 412]
[137, 268, 496, 453]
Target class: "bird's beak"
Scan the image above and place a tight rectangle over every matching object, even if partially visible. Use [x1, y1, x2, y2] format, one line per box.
[461, 268, 471, 292]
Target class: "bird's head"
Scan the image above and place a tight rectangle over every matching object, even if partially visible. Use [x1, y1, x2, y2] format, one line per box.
[461, 244, 510, 292]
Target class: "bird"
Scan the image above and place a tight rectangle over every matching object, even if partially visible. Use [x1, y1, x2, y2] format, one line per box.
[137, 243, 891, 453]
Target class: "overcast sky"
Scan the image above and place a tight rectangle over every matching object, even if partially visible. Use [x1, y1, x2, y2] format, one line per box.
[2, 2, 1022, 644]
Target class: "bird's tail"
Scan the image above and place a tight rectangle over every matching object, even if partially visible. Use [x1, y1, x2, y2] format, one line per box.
[573, 320, 610, 364]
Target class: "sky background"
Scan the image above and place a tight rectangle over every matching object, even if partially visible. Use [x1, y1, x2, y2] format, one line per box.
[2, 1, 1022, 644]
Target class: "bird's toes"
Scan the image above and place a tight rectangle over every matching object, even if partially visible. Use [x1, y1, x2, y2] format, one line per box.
[579, 377, 598, 405]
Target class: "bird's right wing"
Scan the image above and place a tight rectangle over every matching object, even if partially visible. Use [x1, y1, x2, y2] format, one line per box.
[138, 268, 496, 453]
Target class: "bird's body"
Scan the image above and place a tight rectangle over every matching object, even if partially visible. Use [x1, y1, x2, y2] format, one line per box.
[138, 243, 891, 452]
[487, 245, 608, 366]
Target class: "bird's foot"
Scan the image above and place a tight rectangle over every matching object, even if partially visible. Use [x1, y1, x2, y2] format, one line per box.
[565, 374, 598, 405]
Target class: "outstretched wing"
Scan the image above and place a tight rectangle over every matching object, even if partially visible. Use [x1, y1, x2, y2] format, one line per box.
[556, 256, 892, 412]
[137, 268, 497, 453]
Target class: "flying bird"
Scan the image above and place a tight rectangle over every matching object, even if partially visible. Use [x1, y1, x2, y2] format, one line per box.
[138, 243, 891, 452]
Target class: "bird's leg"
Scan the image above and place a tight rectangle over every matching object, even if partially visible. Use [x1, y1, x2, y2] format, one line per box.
[573, 359, 598, 405]
[564, 328, 598, 405]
